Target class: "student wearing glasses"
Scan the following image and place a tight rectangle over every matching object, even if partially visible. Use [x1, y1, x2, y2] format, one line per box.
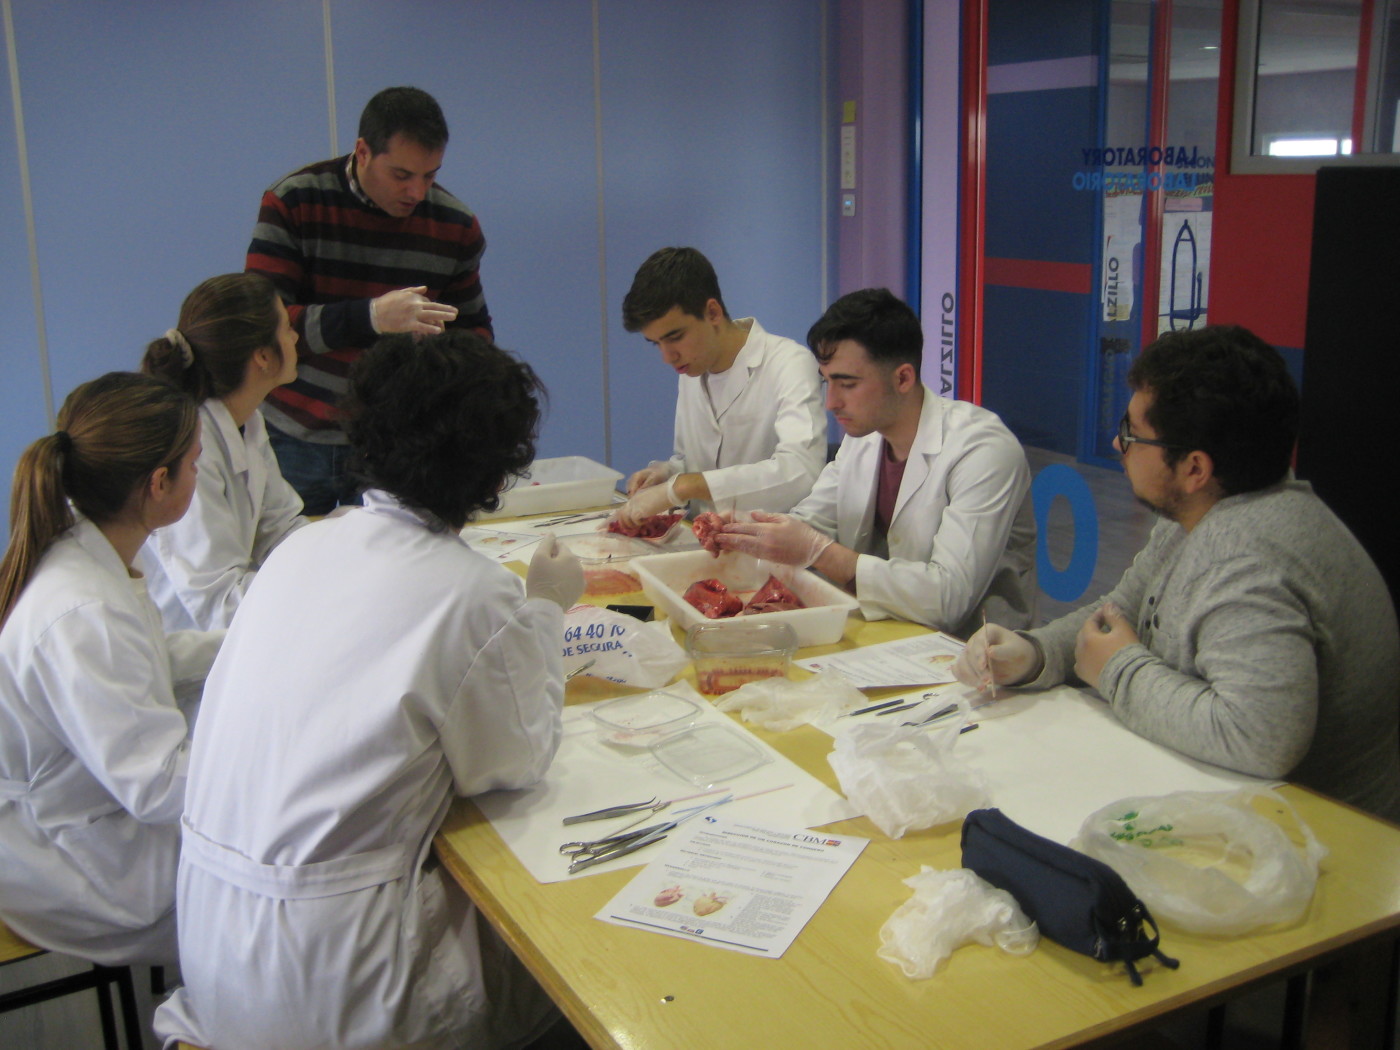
[955, 324, 1400, 823]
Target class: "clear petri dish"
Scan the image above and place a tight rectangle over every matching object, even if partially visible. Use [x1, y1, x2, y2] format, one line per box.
[649, 724, 773, 788]
[590, 690, 700, 748]
[562, 532, 647, 564]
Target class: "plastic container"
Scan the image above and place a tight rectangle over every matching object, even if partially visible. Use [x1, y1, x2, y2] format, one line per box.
[649, 724, 772, 788]
[632, 550, 860, 646]
[562, 532, 646, 564]
[589, 690, 700, 748]
[687, 621, 797, 695]
[477, 456, 622, 520]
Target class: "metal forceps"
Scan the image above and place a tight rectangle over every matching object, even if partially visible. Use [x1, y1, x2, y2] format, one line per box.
[559, 796, 731, 874]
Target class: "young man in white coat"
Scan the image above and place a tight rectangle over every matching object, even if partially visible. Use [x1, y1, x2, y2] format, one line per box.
[614, 246, 826, 526]
[712, 288, 1036, 637]
[156, 331, 585, 1050]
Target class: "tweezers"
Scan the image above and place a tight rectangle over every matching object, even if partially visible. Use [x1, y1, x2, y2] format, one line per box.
[530, 511, 610, 528]
[566, 826, 670, 874]
[896, 702, 959, 726]
[562, 798, 659, 826]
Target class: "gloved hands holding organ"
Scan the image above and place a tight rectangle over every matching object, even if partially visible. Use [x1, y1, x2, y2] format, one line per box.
[709, 511, 834, 568]
[626, 460, 674, 496]
[615, 476, 680, 528]
[951, 623, 1043, 692]
[525, 532, 584, 611]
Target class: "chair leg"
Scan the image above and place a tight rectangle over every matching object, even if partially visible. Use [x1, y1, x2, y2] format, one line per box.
[1204, 1003, 1226, 1050]
[111, 964, 145, 1050]
[1281, 972, 1310, 1050]
[151, 964, 166, 996]
[94, 972, 120, 1050]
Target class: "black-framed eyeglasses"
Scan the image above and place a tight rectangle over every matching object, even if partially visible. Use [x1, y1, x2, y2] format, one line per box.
[1116, 411, 1180, 452]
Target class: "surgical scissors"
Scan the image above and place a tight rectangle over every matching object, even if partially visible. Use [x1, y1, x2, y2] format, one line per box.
[559, 796, 732, 874]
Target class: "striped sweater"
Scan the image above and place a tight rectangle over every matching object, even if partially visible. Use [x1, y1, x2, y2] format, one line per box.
[246, 154, 492, 442]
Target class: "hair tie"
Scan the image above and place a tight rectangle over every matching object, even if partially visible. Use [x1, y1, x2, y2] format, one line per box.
[54, 430, 73, 455]
[166, 328, 194, 368]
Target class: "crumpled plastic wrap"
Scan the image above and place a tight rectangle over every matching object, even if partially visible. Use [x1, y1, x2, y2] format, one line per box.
[713, 671, 866, 732]
[1073, 788, 1328, 936]
[561, 606, 687, 688]
[828, 716, 988, 838]
[878, 867, 1039, 979]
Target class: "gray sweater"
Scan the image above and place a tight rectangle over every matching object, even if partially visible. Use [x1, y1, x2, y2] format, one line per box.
[1028, 480, 1400, 822]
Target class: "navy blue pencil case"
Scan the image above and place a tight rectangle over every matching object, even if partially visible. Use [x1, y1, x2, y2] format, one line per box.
[961, 807, 1178, 985]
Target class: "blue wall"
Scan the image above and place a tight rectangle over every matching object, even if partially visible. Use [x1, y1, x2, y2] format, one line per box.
[982, 0, 1101, 457]
[1, 0, 828, 527]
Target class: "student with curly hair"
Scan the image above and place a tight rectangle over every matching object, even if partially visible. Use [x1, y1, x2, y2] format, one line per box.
[158, 330, 583, 1049]
[955, 325, 1400, 821]
[0, 373, 221, 966]
[139, 272, 307, 630]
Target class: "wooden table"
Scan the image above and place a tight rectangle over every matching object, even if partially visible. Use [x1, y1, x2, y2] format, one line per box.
[435, 606, 1400, 1050]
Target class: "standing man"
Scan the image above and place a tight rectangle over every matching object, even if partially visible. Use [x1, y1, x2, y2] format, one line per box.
[954, 324, 1400, 821]
[615, 247, 825, 525]
[714, 288, 1037, 637]
[247, 86, 491, 514]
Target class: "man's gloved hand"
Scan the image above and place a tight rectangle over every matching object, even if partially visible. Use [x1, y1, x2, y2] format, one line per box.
[952, 623, 1043, 692]
[370, 286, 459, 336]
[627, 461, 674, 496]
[711, 511, 833, 568]
[691, 511, 731, 557]
[615, 477, 680, 528]
[525, 532, 584, 611]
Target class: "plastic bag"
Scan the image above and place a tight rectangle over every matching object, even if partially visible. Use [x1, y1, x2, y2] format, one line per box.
[561, 606, 687, 688]
[713, 671, 866, 732]
[828, 714, 988, 838]
[878, 867, 1038, 979]
[1072, 788, 1327, 936]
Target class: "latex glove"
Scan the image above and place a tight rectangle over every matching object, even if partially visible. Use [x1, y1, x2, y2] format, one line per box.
[627, 460, 674, 496]
[1073, 603, 1137, 691]
[615, 476, 680, 528]
[712, 511, 833, 568]
[525, 532, 584, 611]
[952, 624, 1043, 692]
[691, 510, 732, 557]
[370, 286, 459, 336]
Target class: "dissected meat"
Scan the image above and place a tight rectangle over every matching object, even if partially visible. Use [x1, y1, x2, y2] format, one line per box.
[683, 575, 805, 619]
[683, 578, 744, 619]
[740, 575, 805, 615]
[607, 512, 683, 539]
[691, 513, 724, 557]
[583, 567, 642, 597]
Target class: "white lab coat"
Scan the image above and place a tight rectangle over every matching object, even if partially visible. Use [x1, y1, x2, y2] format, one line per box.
[156, 490, 564, 1050]
[0, 518, 221, 966]
[670, 318, 825, 512]
[794, 387, 1037, 636]
[140, 400, 306, 631]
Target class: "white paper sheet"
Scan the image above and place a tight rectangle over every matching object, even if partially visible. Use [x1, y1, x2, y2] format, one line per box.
[459, 524, 544, 563]
[843, 685, 1272, 845]
[596, 818, 867, 958]
[475, 683, 858, 883]
[795, 632, 966, 688]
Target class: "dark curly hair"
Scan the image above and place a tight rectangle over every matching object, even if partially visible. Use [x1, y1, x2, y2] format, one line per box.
[1129, 324, 1299, 496]
[343, 331, 545, 528]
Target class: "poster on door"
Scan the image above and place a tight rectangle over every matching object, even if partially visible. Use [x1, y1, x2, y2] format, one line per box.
[1156, 207, 1212, 335]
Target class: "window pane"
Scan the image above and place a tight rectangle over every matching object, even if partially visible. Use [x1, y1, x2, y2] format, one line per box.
[1251, 0, 1362, 156]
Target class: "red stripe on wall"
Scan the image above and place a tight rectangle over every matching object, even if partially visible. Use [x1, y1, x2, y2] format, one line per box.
[984, 257, 1092, 295]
